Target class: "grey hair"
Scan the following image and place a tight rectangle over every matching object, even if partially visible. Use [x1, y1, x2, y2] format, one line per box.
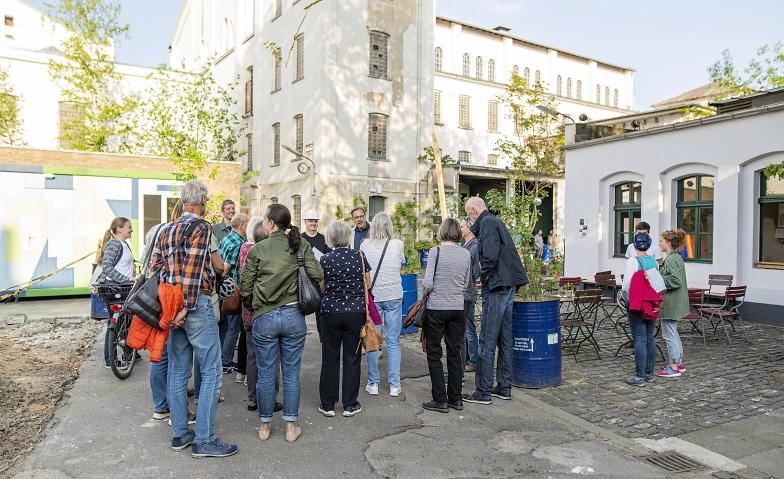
[252, 220, 267, 243]
[231, 213, 248, 229]
[367, 212, 394, 246]
[246, 216, 264, 243]
[325, 221, 352, 249]
[437, 218, 462, 243]
[180, 180, 208, 206]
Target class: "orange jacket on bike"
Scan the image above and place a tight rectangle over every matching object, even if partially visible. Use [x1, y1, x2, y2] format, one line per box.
[127, 282, 184, 362]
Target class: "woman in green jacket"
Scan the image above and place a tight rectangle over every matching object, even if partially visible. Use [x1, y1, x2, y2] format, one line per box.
[656, 229, 689, 378]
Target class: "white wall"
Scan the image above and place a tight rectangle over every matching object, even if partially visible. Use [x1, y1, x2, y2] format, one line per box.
[0, 0, 85, 54]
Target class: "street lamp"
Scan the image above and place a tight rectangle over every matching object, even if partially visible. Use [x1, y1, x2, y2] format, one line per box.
[536, 105, 576, 124]
[282, 144, 316, 197]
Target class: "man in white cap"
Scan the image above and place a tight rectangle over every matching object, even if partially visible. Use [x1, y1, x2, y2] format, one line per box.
[301, 209, 331, 258]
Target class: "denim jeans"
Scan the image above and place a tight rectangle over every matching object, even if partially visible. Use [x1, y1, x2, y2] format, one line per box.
[167, 294, 222, 444]
[252, 305, 307, 423]
[150, 340, 169, 412]
[628, 311, 656, 378]
[366, 298, 403, 388]
[475, 287, 515, 397]
[464, 287, 479, 367]
[221, 314, 241, 367]
[660, 319, 683, 364]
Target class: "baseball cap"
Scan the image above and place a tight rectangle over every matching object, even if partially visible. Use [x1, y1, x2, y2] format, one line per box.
[303, 209, 319, 220]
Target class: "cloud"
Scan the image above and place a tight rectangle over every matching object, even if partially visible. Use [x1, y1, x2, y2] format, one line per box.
[488, 1, 525, 14]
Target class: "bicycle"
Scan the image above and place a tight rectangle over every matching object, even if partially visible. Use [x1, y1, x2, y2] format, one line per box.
[97, 283, 137, 380]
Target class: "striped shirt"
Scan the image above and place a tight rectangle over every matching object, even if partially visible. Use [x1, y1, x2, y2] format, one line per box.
[151, 212, 214, 310]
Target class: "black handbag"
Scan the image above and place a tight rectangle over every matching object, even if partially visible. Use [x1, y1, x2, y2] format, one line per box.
[296, 246, 323, 315]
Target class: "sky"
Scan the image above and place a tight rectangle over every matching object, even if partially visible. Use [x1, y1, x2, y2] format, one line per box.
[23, 0, 784, 111]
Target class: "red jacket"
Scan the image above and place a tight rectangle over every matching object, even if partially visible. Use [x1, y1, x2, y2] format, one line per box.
[127, 282, 183, 362]
[629, 269, 663, 320]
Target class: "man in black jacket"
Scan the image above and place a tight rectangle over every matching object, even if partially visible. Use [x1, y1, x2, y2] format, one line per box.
[462, 197, 528, 404]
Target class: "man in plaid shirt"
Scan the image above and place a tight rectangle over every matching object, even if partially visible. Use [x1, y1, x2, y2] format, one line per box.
[218, 213, 248, 373]
[151, 180, 238, 458]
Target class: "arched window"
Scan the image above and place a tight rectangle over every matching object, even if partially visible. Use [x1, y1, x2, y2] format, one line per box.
[605, 87, 610, 106]
[434, 47, 442, 71]
[523, 67, 530, 85]
[488, 60, 495, 82]
[462, 53, 470, 76]
[512, 64, 519, 78]
[576, 80, 582, 100]
[596, 84, 601, 104]
[535, 70, 541, 85]
[475, 56, 483, 79]
[614, 182, 642, 256]
[556, 75, 562, 96]
[678, 175, 715, 261]
[614, 88, 619, 108]
[566, 77, 572, 98]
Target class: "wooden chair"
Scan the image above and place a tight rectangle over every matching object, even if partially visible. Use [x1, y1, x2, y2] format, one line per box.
[699, 286, 750, 347]
[561, 289, 602, 360]
[558, 277, 582, 287]
[695, 274, 733, 309]
[684, 288, 705, 335]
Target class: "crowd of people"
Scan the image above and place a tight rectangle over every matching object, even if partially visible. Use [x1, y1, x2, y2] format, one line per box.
[94, 180, 691, 459]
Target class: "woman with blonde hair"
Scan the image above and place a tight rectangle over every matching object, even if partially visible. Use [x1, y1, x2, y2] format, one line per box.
[656, 229, 689, 378]
[360, 212, 406, 397]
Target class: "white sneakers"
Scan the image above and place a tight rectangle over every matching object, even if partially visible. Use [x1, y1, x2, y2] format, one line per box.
[365, 383, 379, 395]
[390, 386, 402, 397]
[236, 373, 246, 384]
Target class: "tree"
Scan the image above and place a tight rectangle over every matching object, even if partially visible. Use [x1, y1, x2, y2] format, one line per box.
[45, 0, 137, 152]
[0, 64, 27, 146]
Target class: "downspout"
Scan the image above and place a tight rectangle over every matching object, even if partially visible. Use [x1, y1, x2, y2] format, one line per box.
[415, 0, 423, 240]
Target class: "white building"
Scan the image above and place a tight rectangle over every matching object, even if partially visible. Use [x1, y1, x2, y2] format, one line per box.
[563, 89, 784, 323]
[169, 0, 635, 232]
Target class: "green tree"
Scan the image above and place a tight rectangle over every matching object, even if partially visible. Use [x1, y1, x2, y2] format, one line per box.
[45, 0, 137, 152]
[0, 65, 27, 146]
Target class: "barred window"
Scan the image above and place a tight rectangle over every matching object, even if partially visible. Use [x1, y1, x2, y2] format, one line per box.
[245, 67, 253, 115]
[274, 0, 281, 19]
[458, 151, 471, 164]
[369, 32, 389, 79]
[535, 70, 541, 85]
[294, 114, 303, 156]
[605, 86, 610, 106]
[487, 100, 498, 132]
[475, 56, 483, 79]
[58, 101, 85, 150]
[272, 123, 281, 166]
[523, 67, 530, 85]
[458, 95, 471, 129]
[614, 88, 619, 108]
[368, 113, 387, 160]
[434, 90, 442, 124]
[462, 53, 470, 76]
[488, 59, 495, 82]
[294, 34, 304, 81]
[292, 195, 301, 227]
[556, 75, 562, 96]
[596, 84, 601, 104]
[244, 134, 253, 174]
[566, 77, 572, 98]
[576, 80, 582, 100]
[487, 154, 498, 166]
[434, 47, 442, 71]
[273, 51, 281, 92]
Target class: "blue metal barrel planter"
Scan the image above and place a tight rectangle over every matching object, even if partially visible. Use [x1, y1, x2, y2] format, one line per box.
[511, 298, 562, 388]
[400, 273, 419, 334]
[419, 249, 430, 270]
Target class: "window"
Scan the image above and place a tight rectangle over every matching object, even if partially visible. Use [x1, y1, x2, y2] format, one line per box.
[677, 175, 714, 261]
[4, 16, 13, 27]
[434, 47, 442, 71]
[369, 196, 385, 219]
[488, 59, 495, 82]
[475, 56, 483, 79]
[58, 101, 84, 150]
[274, 0, 281, 19]
[272, 123, 281, 166]
[605, 86, 610, 106]
[566, 77, 572, 98]
[487, 100, 498, 132]
[292, 195, 301, 227]
[512, 65, 519, 78]
[596, 84, 601, 104]
[143, 195, 162, 239]
[273, 51, 281, 92]
[576, 80, 582, 100]
[556, 75, 562, 96]
[523, 67, 530, 85]
[613, 182, 642, 256]
[368, 113, 387, 160]
[614, 89, 619, 108]
[458, 151, 471, 164]
[458, 95, 471, 129]
[487, 154, 498, 166]
[245, 67, 253, 115]
[369, 32, 389, 79]
[245, 134, 253, 174]
[294, 114, 303, 156]
[758, 173, 784, 264]
[294, 34, 304, 81]
[434, 90, 442, 124]
[462, 53, 470, 76]
[534, 70, 541, 84]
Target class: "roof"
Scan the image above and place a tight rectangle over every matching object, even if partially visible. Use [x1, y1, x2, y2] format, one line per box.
[592, 106, 685, 125]
[650, 82, 727, 109]
[709, 85, 784, 106]
[436, 16, 634, 72]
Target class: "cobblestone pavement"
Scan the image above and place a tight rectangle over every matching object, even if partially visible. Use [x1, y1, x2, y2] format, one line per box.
[523, 315, 784, 440]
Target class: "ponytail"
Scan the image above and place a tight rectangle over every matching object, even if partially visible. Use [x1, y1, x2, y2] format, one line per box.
[97, 229, 113, 264]
[287, 225, 302, 254]
[97, 217, 130, 264]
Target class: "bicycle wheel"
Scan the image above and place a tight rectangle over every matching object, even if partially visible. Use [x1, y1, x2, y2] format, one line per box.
[109, 312, 136, 380]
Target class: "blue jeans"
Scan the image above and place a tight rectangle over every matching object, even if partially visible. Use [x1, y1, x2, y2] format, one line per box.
[221, 314, 241, 367]
[465, 288, 479, 367]
[252, 305, 307, 423]
[150, 340, 169, 412]
[366, 298, 403, 388]
[167, 294, 222, 444]
[628, 311, 656, 378]
[475, 287, 515, 397]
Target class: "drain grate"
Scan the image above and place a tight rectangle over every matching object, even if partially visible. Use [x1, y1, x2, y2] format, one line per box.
[638, 451, 707, 473]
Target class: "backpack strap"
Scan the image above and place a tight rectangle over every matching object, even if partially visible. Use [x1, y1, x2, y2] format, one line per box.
[371, 240, 389, 290]
[176, 219, 207, 249]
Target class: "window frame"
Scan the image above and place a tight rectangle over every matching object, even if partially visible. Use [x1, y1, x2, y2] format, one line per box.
[369, 31, 390, 79]
[614, 88, 619, 108]
[434, 47, 442, 71]
[676, 175, 715, 263]
[758, 173, 784, 266]
[487, 154, 498, 166]
[605, 86, 610, 106]
[488, 59, 495, 82]
[245, 133, 254, 174]
[487, 100, 498, 132]
[294, 33, 304, 82]
[294, 114, 303, 158]
[612, 181, 642, 257]
[458, 95, 471, 129]
[576, 80, 582, 100]
[475, 56, 483, 80]
[368, 113, 388, 160]
[434, 90, 442, 125]
[534, 70, 541, 85]
[272, 51, 281, 92]
[272, 123, 281, 166]
[274, 0, 282, 20]
[596, 84, 601, 104]
[566, 77, 572, 98]
[245, 67, 253, 116]
[458, 151, 471, 164]
[462, 53, 470, 76]
[556, 75, 562, 96]
[523, 67, 530, 86]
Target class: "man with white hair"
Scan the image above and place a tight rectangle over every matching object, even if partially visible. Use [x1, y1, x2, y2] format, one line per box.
[462, 197, 529, 405]
[152, 180, 238, 458]
[218, 213, 249, 373]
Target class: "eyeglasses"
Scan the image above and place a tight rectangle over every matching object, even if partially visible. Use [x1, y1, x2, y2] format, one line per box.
[352, 215, 365, 220]
[464, 217, 473, 227]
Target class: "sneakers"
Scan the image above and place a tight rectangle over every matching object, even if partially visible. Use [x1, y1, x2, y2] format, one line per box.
[318, 405, 336, 417]
[247, 400, 257, 411]
[678, 363, 686, 372]
[390, 386, 402, 397]
[171, 430, 196, 451]
[365, 383, 379, 395]
[462, 391, 492, 405]
[223, 366, 238, 374]
[625, 375, 645, 387]
[191, 438, 238, 458]
[343, 403, 362, 417]
[490, 387, 512, 400]
[465, 364, 477, 372]
[656, 365, 682, 378]
[423, 401, 449, 413]
[448, 400, 464, 411]
[153, 409, 170, 420]
[645, 373, 656, 383]
[236, 373, 246, 383]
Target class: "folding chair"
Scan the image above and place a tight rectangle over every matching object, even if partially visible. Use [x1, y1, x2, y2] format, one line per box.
[561, 289, 602, 360]
[594, 273, 621, 328]
[695, 274, 733, 309]
[699, 286, 750, 347]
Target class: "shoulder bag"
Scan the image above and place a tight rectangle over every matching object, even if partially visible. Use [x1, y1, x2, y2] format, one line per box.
[357, 250, 382, 353]
[365, 240, 389, 326]
[296, 245, 324, 315]
[403, 247, 440, 329]
[221, 279, 242, 315]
